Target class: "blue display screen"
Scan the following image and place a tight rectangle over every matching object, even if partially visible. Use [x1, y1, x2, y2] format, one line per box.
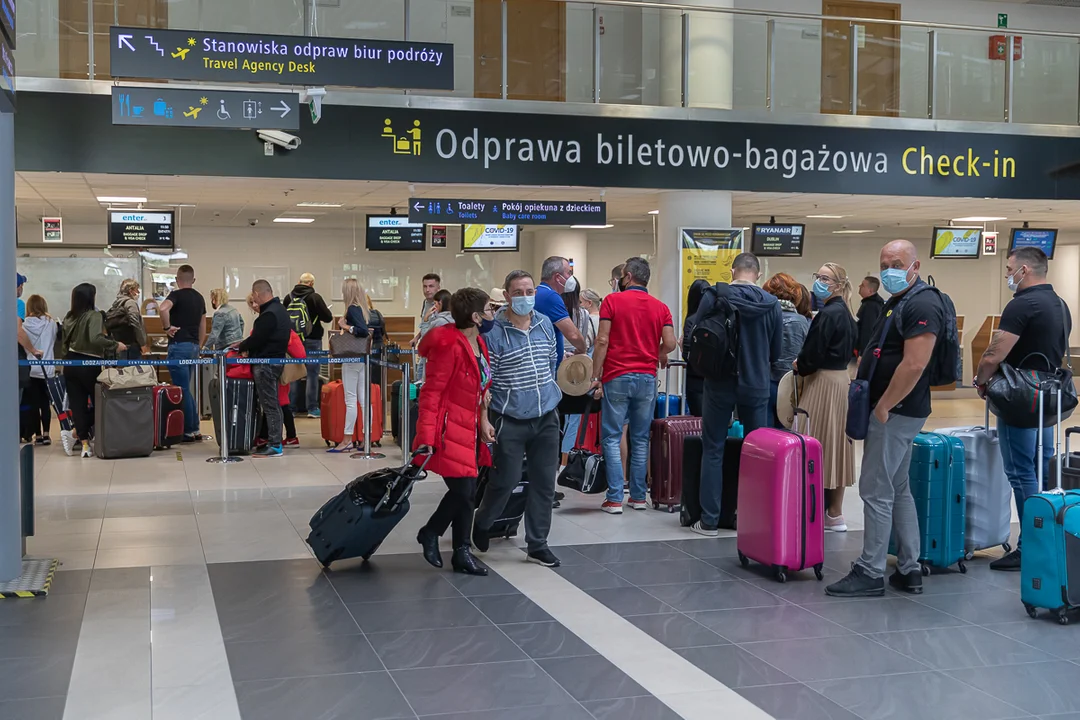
[1009, 228, 1057, 259]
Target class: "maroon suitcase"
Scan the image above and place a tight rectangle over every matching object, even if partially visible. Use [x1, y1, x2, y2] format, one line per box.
[153, 384, 185, 449]
[648, 363, 700, 512]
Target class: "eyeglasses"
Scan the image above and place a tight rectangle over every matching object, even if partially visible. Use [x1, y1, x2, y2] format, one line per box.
[811, 273, 836, 283]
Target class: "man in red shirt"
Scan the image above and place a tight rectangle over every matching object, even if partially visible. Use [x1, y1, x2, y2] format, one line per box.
[591, 258, 677, 513]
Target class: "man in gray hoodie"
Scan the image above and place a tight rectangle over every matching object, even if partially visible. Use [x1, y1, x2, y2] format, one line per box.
[693, 252, 783, 536]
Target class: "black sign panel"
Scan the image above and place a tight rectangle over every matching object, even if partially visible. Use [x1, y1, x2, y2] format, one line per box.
[366, 215, 425, 251]
[112, 86, 299, 130]
[108, 210, 175, 248]
[409, 198, 606, 225]
[751, 223, 805, 257]
[109, 27, 453, 90]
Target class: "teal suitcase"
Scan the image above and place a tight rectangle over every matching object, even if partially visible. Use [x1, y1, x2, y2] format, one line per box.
[1021, 490, 1080, 624]
[891, 432, 968, 574]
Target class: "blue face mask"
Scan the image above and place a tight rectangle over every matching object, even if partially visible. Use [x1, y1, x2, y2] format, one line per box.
[812, 279, 832, 301]
[510, 295, 535, 316]
[880, 263, 914, 295]
[479, 317, 495, 334]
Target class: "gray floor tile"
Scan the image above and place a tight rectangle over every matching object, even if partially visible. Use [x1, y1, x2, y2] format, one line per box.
[537, 655, 648, 702]
[571, 542, 690, 564]
[392, 659, 573, 716]
[216, 578, 361, 642]
[745, 567, 846, 604]
[810, 670, 1032, 720]
[914, 591, 1034, 625]
[104, 491, 194, 517]
[470, 594, 554, 624]
[947, 661, 1080, 716]
[225, 633, 383, 682]
[741, 635, 927, 682]
[643, 580, 783, 612]
[583, 696, 684, 720]
[417, 704, 594, 720]
[1038, 714, 1080, 720]
[500, 621, 599, 659]
[604, 558, 735, 586]
[0, 655, 76, 701]
[234, 671, 414, 720]
[867, 625, 1058, 670]
[625, 613, 728, 649]
[88, 566, 151, 591]
[553, 564, 634, 591]
[323, 566, 460, 603]
[348, 597, 492, 633]
[662, 538, 740, 559]
[548, 547, 600, 566]
[735, 683, 861, 720]
[983, 621, 1080, 661]
[47, 569, 92, 596]
[0, 622, 82, 659]
[208, 558, 324, 595]
[445, 571, 518, 597]
[675, 644, 795, 687]
[900, 570, 1004, 596]
[35, 495, 108, 521]
[0, 696, 68, 720]
[959, 564, 1027, 592]
[689, 605, 853, 644]
[0, 593, 86, 628]
[585, 587, 675, 616]
[802, 597, 968, 633]
[367, 626, 526, 669]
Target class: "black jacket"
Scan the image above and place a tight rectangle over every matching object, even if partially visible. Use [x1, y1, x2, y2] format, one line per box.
[797, 297, 858, 375]
[238, 297, 291, 358]
[856, 293, 886, 357]
[285, 284, 334, 340]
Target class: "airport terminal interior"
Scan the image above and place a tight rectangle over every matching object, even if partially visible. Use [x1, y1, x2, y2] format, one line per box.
[9, 0, 1080, 718]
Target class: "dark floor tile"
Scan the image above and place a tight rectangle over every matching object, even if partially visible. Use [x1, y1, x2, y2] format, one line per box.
[604, 558, 735, 586]
[702, 555, 813, 582]
[948, 661, 1080, 716]
[811, 671, 1032, 720]
[348, 597, 491, 633]
[393, 659, 573, 716]
[735, 683, 861, 720]
[553, 564, 633, 591]
[625, 613, 727, 649]
[583, 696, 683, 720]
[643, 580, 783, 612]
[958, 564, 1026, 592]
[914, 591, 1033, 625]
[323, 564, 459, 603]
[1039, 714, 1080, 720]
[0, 622, 82, 659]
[500, 621, 598, 659]
[0, 593, 86, 628]
[225, 633, 383, 682]
[868, 625, 1057, 670]
[537, 654, 647, 702]
[802, 597, 968, 634]
[898, 570, 1003, 597]
[571, 542, 689, 564]
[445, 571, 518, 597]
[675, 644, 795, 688]
[548, 547, 600, 566]
[470, 594, 554, 624]
[0, 655, 75, 701]
[745, 567, 847, 604]
[690, 604, 852, 644]
[234, 671, 413, 720]
[585, 587, 675, 616]
[216, 578, 360, 642]
[983, 620, 1080, 661]
[0, 696, 68, 720]
[368, 626, 526, 669]
[47, 569, 92, 596]
[741, 635, 927, 682]
[418, 704, 594, 720]
[208, 558, 324, 595]
[662, 537, 740, 559]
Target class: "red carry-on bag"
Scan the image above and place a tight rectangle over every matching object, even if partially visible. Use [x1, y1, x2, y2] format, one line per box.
[649, 362, 701, 512]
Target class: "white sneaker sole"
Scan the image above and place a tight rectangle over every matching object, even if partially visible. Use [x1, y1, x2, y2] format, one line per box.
[526, 555, 560, 568]
[601, 506, 623, 515]
[690, 526, 719, 538]
[825, 525, 848, 533]
[627, 503, 648, 511]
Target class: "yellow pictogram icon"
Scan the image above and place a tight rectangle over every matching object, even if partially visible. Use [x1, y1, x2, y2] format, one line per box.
[172, 47, 190, 60]
[183, 106, 202, 119]
[382, 118, 421, 156]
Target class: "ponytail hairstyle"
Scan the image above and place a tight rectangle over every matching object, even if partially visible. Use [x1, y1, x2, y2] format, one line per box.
[822, 262, 853, 310]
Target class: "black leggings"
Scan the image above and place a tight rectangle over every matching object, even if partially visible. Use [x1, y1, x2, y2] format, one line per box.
[64, 354, 101, 440]
[258, 405, 296, 440]
[425, 476, 477, 549]
[25, 377, 52, 438]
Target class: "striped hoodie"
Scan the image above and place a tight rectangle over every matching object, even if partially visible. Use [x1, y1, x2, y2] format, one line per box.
[484, 307, 561, 420]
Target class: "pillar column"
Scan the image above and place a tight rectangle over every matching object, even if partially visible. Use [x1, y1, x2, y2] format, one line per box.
[0, 112, 18, 581]
[533, 229, 589, 282]
[658, 0, 734, 108]
[655, 190, 733, 323]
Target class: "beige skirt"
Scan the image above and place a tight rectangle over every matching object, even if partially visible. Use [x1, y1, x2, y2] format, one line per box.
[797, 369, 855, 490]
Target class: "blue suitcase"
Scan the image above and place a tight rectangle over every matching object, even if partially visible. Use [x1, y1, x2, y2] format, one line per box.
[890, 432, 968, 574]
[1021, 489, 1080, 624]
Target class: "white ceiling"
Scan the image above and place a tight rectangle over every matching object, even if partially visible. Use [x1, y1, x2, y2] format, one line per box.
[15, 171, 1080, 237]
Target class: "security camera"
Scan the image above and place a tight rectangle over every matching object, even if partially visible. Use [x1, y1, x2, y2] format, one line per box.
[248, 218, 259, 227]
[257, 130, 301, 151]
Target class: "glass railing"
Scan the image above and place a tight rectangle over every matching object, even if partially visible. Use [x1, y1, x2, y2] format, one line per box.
[16, 0, 1080, 126]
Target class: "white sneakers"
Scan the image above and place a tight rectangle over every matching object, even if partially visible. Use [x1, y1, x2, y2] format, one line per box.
[60, 429, 75, 457]
[824, 512, 848, 533]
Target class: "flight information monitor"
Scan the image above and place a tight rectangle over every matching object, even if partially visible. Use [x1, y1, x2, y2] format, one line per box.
[107, 210, 175, 248]
[931, 226, 982, 259]
[365, 215, 425, 251]
[750, 223, 805, 257]
[1009, 228, 1058, 259]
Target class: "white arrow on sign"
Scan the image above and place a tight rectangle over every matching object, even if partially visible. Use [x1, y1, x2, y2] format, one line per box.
[272, 101, 291, 118]
[413, 202, 423, 212]
[118, 34, 135, 51]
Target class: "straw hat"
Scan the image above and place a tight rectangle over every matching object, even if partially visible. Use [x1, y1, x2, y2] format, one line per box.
[776, 371, 797, 429]
[489, 287, 507, 306]
[557, 354, 594, 396]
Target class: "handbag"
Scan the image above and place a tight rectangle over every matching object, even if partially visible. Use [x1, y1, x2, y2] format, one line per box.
[846, 302, 898, 441]
[329, 330, 370, 359]
[99, 364, 157, 389]
[279, 361, 306, 386]
[557, 411, 607, 494]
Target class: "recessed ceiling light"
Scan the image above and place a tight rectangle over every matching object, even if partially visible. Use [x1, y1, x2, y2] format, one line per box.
[807, 214, 849, 219]
[273, 217, 315, 224]
[832, 229, 875, 234]
[97, 195, 147, 203]
[570, 224, 614, 229]
[296, 202, 343, 208]
[951, 216, 1007, 223]
[647, 210, 660, 215]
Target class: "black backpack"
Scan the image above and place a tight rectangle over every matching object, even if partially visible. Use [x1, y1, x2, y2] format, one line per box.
[688, 283, 740, 381]
[899, 276, 960, 387]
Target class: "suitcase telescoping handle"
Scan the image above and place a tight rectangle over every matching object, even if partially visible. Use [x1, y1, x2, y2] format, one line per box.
[1065, 427, 1080, 471]
[792, 407, 810, 435]
[1036, 376, 1064, 492]
[662, 360, 688, 418]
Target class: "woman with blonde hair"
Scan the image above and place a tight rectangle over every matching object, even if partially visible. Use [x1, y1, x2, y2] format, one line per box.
[204, 288, 244, 350]
[794, 262, 858, 531]
[105, 278, 148, 359]
[331, 278, 370, 453]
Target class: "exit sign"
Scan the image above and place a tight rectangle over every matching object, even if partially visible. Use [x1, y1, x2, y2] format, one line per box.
[998, 13, 1008, 28]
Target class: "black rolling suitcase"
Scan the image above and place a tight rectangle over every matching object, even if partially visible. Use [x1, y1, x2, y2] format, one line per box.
[307, 454, 430, 567]
[680, 435, 740, 530]
[94, 385, 155, 459]
[210, 377, 260, 456]
[476, 466, 528, 540]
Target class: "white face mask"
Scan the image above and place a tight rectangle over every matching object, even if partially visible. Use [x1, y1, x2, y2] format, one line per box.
[563, 275, 578, 293]
[1007, 267, 1025, 293]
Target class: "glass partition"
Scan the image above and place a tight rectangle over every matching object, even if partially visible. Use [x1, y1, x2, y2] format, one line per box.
[934, 30, 1006, 123]
[771, 18, 824, 115]
[1012, 35, 1080, 126]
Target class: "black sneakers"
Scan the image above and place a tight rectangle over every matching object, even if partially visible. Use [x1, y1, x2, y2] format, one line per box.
[990, 549, 1022, 572]
[527, 548, 561, 567]
[825, 564, 885, 597]
[888, 568, 924, 595]
[471, 522, 490, 554]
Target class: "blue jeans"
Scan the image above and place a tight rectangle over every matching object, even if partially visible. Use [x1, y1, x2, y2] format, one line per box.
[998, 418, 1053, 547]
[699, 378, 770, 527]
[167, 342, 200, 435]
[290, 338, 323, 412]
[601, 373, 656, 503]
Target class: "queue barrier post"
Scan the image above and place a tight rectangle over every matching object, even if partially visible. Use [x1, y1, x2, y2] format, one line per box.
[350, 347, 385, 460]
[401, 360, 412, 453]
[206, 352, 243, 464]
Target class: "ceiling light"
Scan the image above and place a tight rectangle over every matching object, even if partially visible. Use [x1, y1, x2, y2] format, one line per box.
[273, 217, 315, 224]
[296, 202, 343, 208]
[647, 210, 659, 215]
[97, 195, 147, 203]
[951, 216, 1007, 223]
[832, 229, 875, 234]
[807, 214, 849, 219]
[571, 224, 614, 229]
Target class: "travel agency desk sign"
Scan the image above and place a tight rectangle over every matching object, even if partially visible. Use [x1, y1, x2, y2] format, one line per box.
[109, 27, 453, 90]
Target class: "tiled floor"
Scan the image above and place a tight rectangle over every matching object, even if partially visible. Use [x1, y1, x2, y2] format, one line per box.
[4, 399, 1080, 720]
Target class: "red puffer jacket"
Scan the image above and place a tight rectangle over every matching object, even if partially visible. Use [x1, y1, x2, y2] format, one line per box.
[413, 324, 492, 478]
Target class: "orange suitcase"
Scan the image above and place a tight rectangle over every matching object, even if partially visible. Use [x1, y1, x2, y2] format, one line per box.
[321, 380, 384, 447]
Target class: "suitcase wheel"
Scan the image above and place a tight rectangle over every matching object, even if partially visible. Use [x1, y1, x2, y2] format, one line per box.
[666, 505, 676, 514]
[1058, 608, 1071, 626]
[957, 560, 967, 574]
[1024, 603, 1039, 619]
[774, 566, 788, 584]
[653, 502, 659, 510]
[738, 551, 750, 568]
[814, 563, 824, 582]
[921, 563, 931, 577]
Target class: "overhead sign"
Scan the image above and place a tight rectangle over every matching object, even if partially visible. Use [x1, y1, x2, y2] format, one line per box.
[366, 215, 425, 251]
[42, 217, 61, 243]
[1010, 227, 1058, 259]
[108, 210, 175, 248]
[680, 228, 744, 325]
[750, 223, 805, 257]
[931, 226, 982, 259]
[430, 225, 447, 248]
[111, 86, 299, 130]
[409, 198, 606, 225]
[109, 26, 453, 90]
[463, 224, 520, 252]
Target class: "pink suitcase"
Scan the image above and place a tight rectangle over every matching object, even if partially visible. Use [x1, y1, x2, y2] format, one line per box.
[736, 415, 825, 583]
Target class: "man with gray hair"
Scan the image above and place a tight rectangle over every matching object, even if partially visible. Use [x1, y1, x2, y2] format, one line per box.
[536, 255, 586, 366]
[237, 279, 291, 458]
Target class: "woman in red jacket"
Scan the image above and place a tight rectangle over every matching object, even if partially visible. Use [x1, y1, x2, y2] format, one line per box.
[414, 287, 494, 576]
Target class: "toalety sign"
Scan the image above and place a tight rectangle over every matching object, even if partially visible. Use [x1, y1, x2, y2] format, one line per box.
[109, 26, 453, 90]
[408, 197, 606, 225]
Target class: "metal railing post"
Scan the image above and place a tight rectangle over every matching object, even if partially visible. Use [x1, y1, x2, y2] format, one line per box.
[593, 6, 602, 103]
[351, 350, 385, 460]
[1005, 33, 1015, 122]
[681, 12, 690, 107]
[849, 23, 859, 115]
[927, 29, 937, 119]
[765, 18, 775, 111]
[207, 353, 241, 464]
[87, 0, 95, 79]
[501, 0, 508, 100]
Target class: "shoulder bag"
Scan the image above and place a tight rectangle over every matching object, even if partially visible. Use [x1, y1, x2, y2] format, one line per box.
[99, 364, 157, 389]
[557, 406, 607, 494]
[329, 330, 370, 359]
[846, 301, 899, 440]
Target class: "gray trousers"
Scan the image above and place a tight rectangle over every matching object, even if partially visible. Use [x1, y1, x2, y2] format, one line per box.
[477, 410, 560, 553]
[855, 412, 927, 579]
[253, 364, 284, 447]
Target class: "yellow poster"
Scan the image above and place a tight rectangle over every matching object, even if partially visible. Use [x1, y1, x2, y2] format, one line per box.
[679, 228, 744, 324]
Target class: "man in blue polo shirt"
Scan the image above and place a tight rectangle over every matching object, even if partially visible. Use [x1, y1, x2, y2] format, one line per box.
[536, 256, 586, 364]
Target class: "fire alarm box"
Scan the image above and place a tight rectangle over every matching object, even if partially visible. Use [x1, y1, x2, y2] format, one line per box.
[989, 34, 1022, 61]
